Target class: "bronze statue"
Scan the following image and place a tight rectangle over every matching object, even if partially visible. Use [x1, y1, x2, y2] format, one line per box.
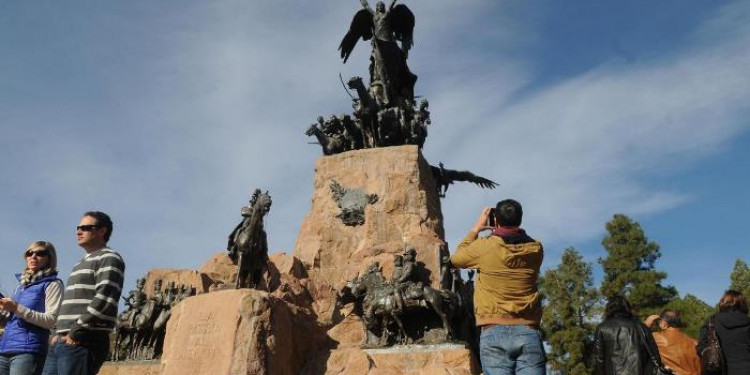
[339, 0, 416, 105]
[338, 247, 465, 347]
[306, 1, 432, 155]
[430, 162, 499, 197]
[113, 278, 147, 361]
[330, 179, 379, 226]
[113, 279, 196, 361]
[227, 189, 272, 289]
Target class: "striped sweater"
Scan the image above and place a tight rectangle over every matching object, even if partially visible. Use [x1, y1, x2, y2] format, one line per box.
[55, 247, 125, 340]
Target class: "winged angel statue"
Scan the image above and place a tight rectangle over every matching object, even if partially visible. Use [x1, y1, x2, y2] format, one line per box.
[339, 0, 417, 106]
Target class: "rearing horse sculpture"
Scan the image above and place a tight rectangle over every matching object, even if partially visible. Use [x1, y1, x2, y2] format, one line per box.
[227, 189, 272, 289]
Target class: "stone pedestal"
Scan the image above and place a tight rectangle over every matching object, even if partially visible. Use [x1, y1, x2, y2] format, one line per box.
[302, 344, 480, 375]
[99, 361, 162, 375]
[160, 289, 328, 375]
[143, 269, 213, 296]
[294, 146, 446, 288]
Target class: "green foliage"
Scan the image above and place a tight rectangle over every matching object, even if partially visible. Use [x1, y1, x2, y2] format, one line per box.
[729, 259, 750, 297]
[540, 248, 600, 375]
[662, 294, 716, 339]
[599, 214, 677, 316]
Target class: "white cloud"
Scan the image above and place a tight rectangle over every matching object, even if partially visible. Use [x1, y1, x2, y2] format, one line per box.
[1, 1, 748, 296]
[428, 2, 750, 249]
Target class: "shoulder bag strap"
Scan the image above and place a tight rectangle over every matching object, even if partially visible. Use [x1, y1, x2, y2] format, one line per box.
[636, 321, 668, 373]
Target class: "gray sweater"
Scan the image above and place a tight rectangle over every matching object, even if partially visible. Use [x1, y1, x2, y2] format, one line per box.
[55, 247, 125, 340]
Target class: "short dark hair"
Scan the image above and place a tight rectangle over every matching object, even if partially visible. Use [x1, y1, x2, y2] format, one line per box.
[495, 199, 523, 227]
[604, 294, 634, 320]
[660, 309, 682, 328]
[83, 211, 113, 242]
[719, 290, 748, 314]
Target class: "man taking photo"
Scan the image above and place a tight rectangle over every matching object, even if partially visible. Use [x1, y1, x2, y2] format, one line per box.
[42, 211, 125, 375]
[451, 199, 545, 375]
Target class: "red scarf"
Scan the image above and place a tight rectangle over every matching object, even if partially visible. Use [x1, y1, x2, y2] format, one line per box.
[492, 226, 525, 237]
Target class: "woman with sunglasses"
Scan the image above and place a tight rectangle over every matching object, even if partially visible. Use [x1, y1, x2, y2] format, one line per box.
[0, 241, 64, 375]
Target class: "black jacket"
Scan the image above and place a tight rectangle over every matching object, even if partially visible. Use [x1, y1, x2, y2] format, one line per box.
[594, 317, 662, 375]
[699, 311, 750, 375]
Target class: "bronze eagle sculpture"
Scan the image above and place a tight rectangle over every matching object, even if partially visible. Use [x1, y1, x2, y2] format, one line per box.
[430, 162, 499, 198]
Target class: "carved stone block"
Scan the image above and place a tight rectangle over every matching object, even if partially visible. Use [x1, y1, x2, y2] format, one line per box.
[161, 289, 328, 375]
[294, 146, 446, 288]
[302, 344, 480, 375]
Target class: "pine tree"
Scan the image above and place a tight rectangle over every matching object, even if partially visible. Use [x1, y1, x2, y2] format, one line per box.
[729, 259, 750, 297]
[599, 214, 676, 316]
[540, 248, 600, 375]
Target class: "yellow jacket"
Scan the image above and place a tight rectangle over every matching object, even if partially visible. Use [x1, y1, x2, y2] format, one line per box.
[451, 232, 543, 327]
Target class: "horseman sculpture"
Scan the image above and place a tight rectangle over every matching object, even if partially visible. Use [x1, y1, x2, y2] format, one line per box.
[338, 247, 464, 347]
[227, 189, 272, 289]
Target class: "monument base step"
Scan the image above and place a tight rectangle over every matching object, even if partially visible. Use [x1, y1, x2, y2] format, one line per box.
[303, 343, 481, 375]
[99, 361, 162, 375]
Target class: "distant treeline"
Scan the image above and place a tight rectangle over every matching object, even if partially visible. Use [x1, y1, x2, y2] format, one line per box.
[539, 213, 750, 375]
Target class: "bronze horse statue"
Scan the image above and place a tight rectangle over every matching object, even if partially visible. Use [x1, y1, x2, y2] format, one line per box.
[339, 264, 460, 347]
[227, 189, 272, 289]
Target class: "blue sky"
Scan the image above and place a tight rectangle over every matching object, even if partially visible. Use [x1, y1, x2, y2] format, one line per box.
[1, 1, 748, 306]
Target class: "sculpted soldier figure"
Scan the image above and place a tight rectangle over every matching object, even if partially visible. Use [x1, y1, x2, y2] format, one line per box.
[120, 278, 147, 326]
[227, 189, 272, 289]
[151, 279, 164, 306]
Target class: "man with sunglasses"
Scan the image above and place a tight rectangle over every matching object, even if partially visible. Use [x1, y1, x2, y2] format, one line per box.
[42, 211, 125, 375]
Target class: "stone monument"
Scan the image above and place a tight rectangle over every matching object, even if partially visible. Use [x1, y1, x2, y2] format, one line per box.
[101, 2, 488, 373]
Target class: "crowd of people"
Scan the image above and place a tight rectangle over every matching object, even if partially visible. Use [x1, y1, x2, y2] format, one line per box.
[0, 211, 124, 375]
[450, 199, 750, 375]
[0, 202, 748, 375]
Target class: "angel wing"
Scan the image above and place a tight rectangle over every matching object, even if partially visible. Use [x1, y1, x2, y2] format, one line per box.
[389, 4, 415, 58]
[339, 9, 374, 63]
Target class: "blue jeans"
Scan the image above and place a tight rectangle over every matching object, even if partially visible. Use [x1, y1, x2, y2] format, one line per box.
[0, 353, 45, 375]
[479, 325, 546, 375]
[40, 338, 108, 375]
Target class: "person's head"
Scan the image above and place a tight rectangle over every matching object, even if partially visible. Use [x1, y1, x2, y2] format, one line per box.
[393, 255, 403, 266]
[494, 199, 523, 227]
[404, 247, 416, 260]
[24, 240, 57, 274]
[77, 211, 113, 251]
[604, 295, 634, 320]
[719, 290, 748, 314]
[376, 1, 385, 12]
[659, 309, 682, 329]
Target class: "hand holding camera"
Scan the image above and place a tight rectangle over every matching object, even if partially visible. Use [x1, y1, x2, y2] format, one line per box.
[472, 207, 496, 234]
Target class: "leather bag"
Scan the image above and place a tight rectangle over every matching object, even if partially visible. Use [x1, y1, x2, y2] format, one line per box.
[701, 316, 725, 374]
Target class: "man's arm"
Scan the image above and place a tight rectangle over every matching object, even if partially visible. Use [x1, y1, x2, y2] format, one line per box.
[69, 251, 125, 341]
[643, 314, 659, 329]
[451, 207, 494, 268]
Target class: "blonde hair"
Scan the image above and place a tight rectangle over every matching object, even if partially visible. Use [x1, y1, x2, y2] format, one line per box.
[24, 240, 58, 273]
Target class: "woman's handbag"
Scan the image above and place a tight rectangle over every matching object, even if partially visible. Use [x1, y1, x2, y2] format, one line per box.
[700, 316, 724, 374]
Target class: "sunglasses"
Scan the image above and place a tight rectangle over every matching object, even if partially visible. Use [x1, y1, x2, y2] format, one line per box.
[76, 225, 100, 232]
[25, 249, 50, 258]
